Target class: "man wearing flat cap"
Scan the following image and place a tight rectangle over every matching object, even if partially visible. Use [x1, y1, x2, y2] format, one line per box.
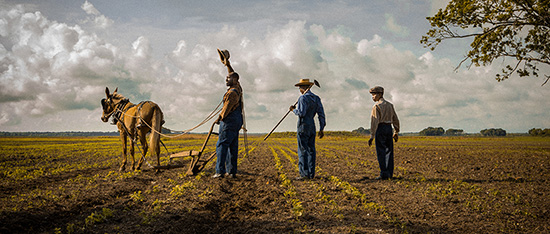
[368, 86, 400, 180]
[289, 79, 326, 180]
[213, 49, 243, 179]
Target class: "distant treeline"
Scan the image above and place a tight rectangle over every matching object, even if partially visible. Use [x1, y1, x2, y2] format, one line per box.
[351, 127, 371, 136]
[420, 127, 507, 136]
[352, 126, 465, 136]
[0, 131, 119, 137]
[353, 126, 542, 137]
[528, 128, 550, 137]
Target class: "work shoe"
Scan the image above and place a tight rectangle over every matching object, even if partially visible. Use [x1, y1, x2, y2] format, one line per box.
[226, 173, 237, 179]
[295, 176, 308, 181]
[212, 173, 224, 178]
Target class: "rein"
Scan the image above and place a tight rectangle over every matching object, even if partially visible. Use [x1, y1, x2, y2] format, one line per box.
[117, 99, 224, 138]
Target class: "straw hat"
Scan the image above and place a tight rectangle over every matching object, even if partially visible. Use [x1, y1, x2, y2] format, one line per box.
[295, 79, 314, 87]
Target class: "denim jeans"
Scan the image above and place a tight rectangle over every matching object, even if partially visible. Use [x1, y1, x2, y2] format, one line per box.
[215, 107, 242, 175]
[297, 122, 316, 178]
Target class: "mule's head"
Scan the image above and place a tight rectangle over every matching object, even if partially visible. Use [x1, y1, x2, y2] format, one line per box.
[101, 87, 125, 122]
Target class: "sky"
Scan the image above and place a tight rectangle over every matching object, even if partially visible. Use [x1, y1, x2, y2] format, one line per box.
[0, 0, 549, 134]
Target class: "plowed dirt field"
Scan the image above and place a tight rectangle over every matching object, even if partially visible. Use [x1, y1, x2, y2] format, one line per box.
[1, 134, 549, 233]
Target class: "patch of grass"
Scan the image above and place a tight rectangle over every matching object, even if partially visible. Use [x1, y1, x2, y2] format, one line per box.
[85, 208, 114, 227]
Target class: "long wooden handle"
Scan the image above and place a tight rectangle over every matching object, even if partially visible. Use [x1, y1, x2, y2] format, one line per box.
[264, 110, 291, 141]
[199, 121, 217, 153]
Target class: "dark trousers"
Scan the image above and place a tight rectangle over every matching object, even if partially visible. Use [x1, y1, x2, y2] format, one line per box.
[375, 123, 394, 179]
[297, 124, 316, 178]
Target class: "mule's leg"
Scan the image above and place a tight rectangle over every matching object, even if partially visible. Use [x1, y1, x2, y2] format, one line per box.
[130, 135, 136, 170]
[136, 130, 148, 170]
[154, 135, 161, 170]
[119, 133, 128, 172]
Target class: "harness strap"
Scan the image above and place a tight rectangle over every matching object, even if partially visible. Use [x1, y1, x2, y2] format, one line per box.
[227, 88, 243, 115]
[112, 99, 130, 124]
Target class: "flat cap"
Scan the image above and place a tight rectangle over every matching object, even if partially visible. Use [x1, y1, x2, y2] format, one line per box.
[369, 86, 384, 94]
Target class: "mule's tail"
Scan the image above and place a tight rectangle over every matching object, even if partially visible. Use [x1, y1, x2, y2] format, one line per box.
[149, 104, 164, 165]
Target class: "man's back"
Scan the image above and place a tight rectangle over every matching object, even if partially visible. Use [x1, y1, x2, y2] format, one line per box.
[294, 91, 325, 129]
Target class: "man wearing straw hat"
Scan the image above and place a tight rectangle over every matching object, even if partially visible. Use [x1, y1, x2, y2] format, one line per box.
[290, 79, 326, 180]
[212, 49, 243, 179]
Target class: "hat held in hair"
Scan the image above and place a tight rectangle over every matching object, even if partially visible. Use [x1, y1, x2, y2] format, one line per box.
[295, 79, 314, 87]
[369, 86, 384, 94]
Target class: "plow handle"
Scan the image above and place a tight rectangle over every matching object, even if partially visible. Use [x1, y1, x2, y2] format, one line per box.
[200, 121, 217, 153]
[186, 121, 217, 176]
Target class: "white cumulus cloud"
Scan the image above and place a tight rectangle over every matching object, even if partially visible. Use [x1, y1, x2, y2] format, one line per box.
[81, 1, 113, 29]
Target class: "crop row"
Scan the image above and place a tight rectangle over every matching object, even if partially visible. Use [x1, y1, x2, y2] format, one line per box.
[269, 147, 304, 218]
[275, 143, 407, 231]
[275, 146, 346, 219]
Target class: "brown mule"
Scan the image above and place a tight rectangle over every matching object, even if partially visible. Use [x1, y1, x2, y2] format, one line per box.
[101, 87, 164, 172]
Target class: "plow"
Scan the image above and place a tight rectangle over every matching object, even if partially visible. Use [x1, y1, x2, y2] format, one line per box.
[163, 121, 219, 176]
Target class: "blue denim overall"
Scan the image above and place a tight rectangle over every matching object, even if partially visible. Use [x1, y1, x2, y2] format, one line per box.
[215, 91, 243, 175]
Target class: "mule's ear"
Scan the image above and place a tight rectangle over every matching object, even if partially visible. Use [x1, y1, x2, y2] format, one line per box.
[105, 87, 110, 97]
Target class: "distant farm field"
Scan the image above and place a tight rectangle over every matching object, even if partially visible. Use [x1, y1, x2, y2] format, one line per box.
[0, 135, 549, 233]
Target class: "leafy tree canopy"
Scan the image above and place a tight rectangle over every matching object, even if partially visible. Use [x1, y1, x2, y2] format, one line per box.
[528, 128, 550, 136]
[352, 127, 371, 135]
[480, 128, 507, 136]
[420, 127, 445, 136]
[445, 128, 464, 135]
[421, 0, 550, 85]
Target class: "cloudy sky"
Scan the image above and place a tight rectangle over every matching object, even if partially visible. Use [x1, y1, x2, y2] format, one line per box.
[1, 0, 549, 133]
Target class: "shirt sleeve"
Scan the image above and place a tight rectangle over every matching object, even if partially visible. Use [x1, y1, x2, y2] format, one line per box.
[370, 104, 379, 139]
[391, 105, 400, 134]
[219, 89, 240, 120]
[292, 95, 306, 117]
[317, 97, 326, 131]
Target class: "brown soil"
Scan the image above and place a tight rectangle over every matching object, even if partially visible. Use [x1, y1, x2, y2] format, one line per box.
[0, 135, 549, 233]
